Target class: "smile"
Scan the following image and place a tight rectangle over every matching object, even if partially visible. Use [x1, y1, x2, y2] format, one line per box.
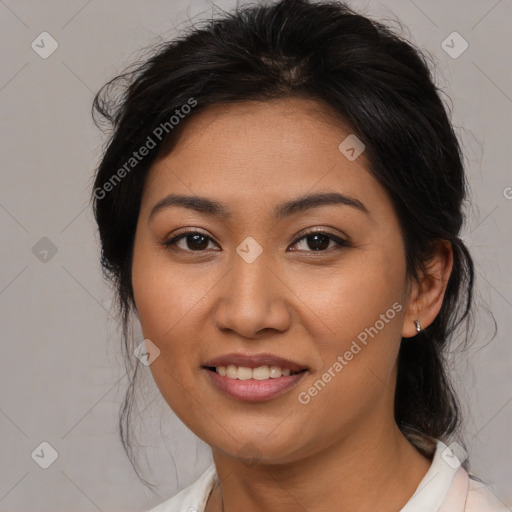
[212, 364, 301, 380]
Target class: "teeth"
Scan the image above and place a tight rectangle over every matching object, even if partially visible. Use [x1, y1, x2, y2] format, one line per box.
[215, 365, 296, 379]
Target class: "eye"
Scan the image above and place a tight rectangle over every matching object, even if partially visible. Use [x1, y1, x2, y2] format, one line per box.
[289, 231, 349, 252]
[164, 230, 220, 252]
[163, 229, 349, 253]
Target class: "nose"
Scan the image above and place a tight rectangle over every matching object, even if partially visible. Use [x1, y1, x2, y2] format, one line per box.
[213, 251, 291, 338]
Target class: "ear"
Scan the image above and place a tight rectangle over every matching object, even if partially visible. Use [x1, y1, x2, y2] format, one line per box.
[402, 240, 454, 338]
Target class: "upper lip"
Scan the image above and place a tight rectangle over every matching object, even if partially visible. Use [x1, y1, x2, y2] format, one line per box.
[202, 353, 308, 372]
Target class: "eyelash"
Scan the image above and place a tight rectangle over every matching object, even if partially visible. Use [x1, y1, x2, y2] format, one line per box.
[163, 229, 350, 254]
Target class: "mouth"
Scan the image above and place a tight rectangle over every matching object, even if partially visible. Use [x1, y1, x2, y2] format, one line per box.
[201, 353, 309, 402]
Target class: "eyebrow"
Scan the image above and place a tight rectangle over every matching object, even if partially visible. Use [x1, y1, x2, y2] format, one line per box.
[148, 192, 369, 222]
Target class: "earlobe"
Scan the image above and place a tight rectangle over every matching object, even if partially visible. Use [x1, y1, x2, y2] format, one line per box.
[402, 240, 454, 338]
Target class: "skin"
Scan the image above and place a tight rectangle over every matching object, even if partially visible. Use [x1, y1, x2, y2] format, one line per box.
[131, 97, 453, 512]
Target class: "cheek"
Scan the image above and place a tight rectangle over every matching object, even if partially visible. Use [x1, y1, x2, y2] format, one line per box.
[131, 234, 198, 392]
[291, 245, 406, 342]
[290, 246, 406, 408]
[131, 237, 210, 420]
[131, 232, 212, 341]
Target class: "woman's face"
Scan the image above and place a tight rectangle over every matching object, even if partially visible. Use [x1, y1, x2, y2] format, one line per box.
[131, 98, 414, 464]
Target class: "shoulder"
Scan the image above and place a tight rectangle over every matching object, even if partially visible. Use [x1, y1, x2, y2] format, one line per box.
[439, 464, 509, 512]
[144, 464, 217, 512]
[465, 476, 510, 512]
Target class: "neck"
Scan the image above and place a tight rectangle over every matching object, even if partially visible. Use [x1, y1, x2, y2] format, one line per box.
[206, 421, 432, 512]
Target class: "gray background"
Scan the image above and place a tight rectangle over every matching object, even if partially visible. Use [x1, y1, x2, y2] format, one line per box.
[1, 0, 511, 510]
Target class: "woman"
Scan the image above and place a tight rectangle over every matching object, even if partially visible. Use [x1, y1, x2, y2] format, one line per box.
[91, 0, 507, 510]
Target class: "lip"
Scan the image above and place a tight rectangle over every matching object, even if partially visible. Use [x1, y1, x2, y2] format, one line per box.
[201, 352, 309, 402]
[203, 367, 308, 402]
[202, 352, 308, 373]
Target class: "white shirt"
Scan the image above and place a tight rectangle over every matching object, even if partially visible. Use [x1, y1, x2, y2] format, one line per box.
[144, 440, 509, 511]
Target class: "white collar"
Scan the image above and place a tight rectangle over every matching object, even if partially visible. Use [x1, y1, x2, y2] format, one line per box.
[400, 439, 465, 511]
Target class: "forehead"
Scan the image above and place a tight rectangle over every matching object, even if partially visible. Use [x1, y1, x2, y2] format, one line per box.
[156, 97, 353, 165]
[141, 98, 392, 220]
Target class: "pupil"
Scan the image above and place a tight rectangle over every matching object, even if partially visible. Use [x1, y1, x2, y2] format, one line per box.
[308, 234, 329, 251]
[188, 234, 209, 250]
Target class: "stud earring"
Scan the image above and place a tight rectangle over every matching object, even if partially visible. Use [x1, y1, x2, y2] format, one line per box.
[414, 320, 421, 333]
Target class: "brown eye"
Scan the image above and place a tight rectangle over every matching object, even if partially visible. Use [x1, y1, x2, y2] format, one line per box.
[290, 231, 349, 252]
[164, 231, 219, 252]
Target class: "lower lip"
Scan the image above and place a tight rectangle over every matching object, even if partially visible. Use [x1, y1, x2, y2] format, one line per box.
[203, 368, 307, 402]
